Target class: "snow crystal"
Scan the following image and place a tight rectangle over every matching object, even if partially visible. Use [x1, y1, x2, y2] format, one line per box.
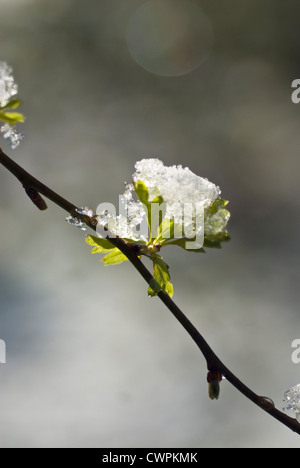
[65, 216, 87, 231]
[0, 123, 24, 149]
[0, 62, 18, 107]
[76, 206, 95, 218]
[283, 384, 300, 423]
[133, 159, 220, 214]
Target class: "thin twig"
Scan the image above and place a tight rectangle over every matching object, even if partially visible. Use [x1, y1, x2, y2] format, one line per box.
[0, 147, 299, 436]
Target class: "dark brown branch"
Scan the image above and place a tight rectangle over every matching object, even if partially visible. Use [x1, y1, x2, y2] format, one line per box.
[1, 147, 300, 436]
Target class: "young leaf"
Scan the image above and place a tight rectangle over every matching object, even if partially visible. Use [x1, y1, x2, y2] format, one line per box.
[166, 237, 206, 253]
[203, 232, 230, 249]
[86, 235, 115, 253]
[158, 220, 205, 252]
[0, 111, 25, 125]
[204, 199, 231, 249]
[0, 98, 22, 111]
[86, 235, 128, 265]
[156, 218, 177, 243]
[134, 180, 151, 208]
[134, 180, 164, 240]
[102, 249, 129, 265]
[147, 255, 173, 298]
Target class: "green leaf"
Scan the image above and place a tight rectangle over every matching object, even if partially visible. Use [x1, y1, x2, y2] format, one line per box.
[134, 180, 151, 207]
[101, 249, 129, 265]
[0, 98, 22, 111]
[0, 111, 25, 125]
[204, 199, 231, 249]
[86, 235, 115, 253]
[147, 255, 173, 298]
[167, 238, 206, 253]
[122, 237, 147, 246]
[207, 198, 228, 215]
[134, 180, 164, 241]
[157, 220, 205, 252]
[203, 232, 230, 249]
[156, 218, 176, 242]
[86, 235, 128, 265]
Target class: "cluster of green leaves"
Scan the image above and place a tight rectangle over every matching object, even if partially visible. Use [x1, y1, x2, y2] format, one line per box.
[86, 234, 174, 298]
[86, 181, 230, 299]
[132, 181, 173, 296]
[0, 98, 25, 126]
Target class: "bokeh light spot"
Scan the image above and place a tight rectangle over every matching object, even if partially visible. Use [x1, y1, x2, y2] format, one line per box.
[126, 0, 213, 77]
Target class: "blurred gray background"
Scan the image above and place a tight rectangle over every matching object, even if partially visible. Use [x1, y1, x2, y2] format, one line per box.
[0, 0, 300, 448]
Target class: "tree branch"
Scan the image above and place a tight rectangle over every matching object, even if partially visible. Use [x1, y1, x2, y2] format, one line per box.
[1, 147, 299, 436]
